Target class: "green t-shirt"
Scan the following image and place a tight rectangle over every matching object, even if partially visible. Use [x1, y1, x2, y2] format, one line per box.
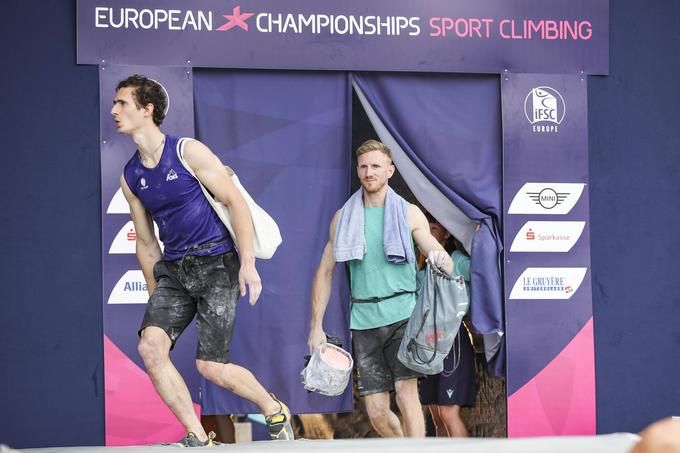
[347, 206, 417, 330]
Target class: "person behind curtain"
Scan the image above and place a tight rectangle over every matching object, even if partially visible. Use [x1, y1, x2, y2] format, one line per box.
[417, 213, 478, 437]
[307, 140, 453, 438]
[112, 74, 293, 446]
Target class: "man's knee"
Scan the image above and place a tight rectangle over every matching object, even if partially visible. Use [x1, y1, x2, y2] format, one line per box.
[196, 360, 233, 389]
[138, 328, 171, 367]
[394, 380, 420, 408]
[366, 404, 391, 423]
[364, 395, 391, 423]
[438, 404, 462, 422]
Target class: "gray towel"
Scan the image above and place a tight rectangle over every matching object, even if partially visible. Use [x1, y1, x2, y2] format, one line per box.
[333, 187, 415, 264]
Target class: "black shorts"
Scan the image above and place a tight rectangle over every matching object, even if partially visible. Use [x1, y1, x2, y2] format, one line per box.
[139, 251, 240, 363]
[418, 324, 478, 407]
[352, 319, 423, 396]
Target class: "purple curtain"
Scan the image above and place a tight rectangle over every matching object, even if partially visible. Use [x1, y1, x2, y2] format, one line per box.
[193, 69, 353, 414]
[353, 73, 505, 374]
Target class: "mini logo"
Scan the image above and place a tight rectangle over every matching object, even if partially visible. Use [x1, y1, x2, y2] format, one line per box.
[140, 177, 148, 190]
[166, 169, 178, 181]
[510, 221, 586, 253]
[509, 267, 587, 300]
[446, 389, 454, 398]
[508, 183, 585, 215]
[524, 86, 565, 133]
[529, 188, 567, 209]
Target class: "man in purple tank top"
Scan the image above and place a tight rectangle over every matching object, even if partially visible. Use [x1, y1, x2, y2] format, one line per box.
[111, 75, 293, 446]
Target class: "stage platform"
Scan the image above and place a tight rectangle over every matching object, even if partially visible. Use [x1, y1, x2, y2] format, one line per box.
[19, 434, 639, 453]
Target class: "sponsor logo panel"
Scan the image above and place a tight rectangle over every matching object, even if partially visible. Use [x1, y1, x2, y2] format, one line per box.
[109, 221, 164, 254]
[524, 86, 565, 133]
[107, 270, 149, 304]
[509, 267, 587, 300]
[510, 221, 585, 253]
[107, 188, 130, 214]
[508, 183, 585, 215]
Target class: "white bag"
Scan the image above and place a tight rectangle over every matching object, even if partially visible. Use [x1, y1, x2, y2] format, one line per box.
[176, 137, 282, 259]
[300, 344, 353, 396]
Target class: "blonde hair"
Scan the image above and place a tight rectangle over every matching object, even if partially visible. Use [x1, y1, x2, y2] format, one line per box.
[355, 139, 392, 162]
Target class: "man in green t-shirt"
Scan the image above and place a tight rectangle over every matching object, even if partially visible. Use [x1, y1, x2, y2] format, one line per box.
[307, 140, 453, 438]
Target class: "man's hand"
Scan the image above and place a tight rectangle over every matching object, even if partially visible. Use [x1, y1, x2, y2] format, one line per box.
[239, 262, 262, 305]
[308, 328, 327, 355]
[428, 250, 453, 274]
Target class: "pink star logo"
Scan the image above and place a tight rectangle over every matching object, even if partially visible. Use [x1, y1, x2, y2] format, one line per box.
[217, 6, 254, 31]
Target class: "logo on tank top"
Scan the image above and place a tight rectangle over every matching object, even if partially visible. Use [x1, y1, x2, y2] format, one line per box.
[166, 168, 178, 181]
[140, 177, 149, 190]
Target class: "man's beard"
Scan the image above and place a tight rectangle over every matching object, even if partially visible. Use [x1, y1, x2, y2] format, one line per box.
[361, 178, 387, 194]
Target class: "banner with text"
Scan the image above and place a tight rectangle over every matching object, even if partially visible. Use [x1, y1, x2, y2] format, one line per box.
[502, 74, 595, 436]
[78, 0, 608, 74]
[100, 65, 197, 446]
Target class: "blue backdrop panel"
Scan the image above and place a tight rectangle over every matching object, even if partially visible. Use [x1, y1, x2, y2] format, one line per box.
[503, 74, 595, 436]
[353, 73, 505, 373]
[589, 0, 680, 433]
[0, 1, 104, 448]
[192, 70, 353, 414]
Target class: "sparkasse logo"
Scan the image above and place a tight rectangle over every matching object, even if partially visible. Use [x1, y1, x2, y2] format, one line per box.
[109, 221, 164, 254]
[524, 86, 565, 133]
[510, 221, 586, 253]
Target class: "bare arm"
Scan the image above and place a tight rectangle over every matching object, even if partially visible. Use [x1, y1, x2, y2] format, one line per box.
[307, 211, 340, 354]
[182, 139, 261, 305]
[409, 204, 454, 274]
[120, 175, 162, 296]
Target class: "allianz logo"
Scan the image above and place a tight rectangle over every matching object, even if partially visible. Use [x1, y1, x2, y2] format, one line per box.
[107, 270, 149, 304]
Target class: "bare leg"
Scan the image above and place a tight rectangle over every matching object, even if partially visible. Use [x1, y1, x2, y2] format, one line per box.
[196, 360, 279, 416]
[438, 404, 468, 437]
[363, 391, 404, 437]
[395, 379, 425, 437]
[138, 327, 207, 440]
[429, 405, 449, 437]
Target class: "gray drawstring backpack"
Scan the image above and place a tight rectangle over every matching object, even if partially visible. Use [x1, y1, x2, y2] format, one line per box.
[300, 343, 353, 396]
[397, 262, 469, 375]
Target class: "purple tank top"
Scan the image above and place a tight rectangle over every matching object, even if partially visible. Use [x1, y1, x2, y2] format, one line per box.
[123, 135, 234, 260]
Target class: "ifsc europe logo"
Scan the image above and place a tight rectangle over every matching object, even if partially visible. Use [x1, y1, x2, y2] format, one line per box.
[524, 86, 565, 133]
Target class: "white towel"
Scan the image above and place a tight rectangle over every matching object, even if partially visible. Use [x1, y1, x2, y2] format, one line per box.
[333, 187, 415, 264]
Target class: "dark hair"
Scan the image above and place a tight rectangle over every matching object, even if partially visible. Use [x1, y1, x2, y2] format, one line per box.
[424, 211, 468, 257]
[116, 74, 167, 126]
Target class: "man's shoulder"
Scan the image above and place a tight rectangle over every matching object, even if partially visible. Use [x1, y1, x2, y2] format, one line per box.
[406, 203, 425, 228]
[122, 150, 140, 174]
